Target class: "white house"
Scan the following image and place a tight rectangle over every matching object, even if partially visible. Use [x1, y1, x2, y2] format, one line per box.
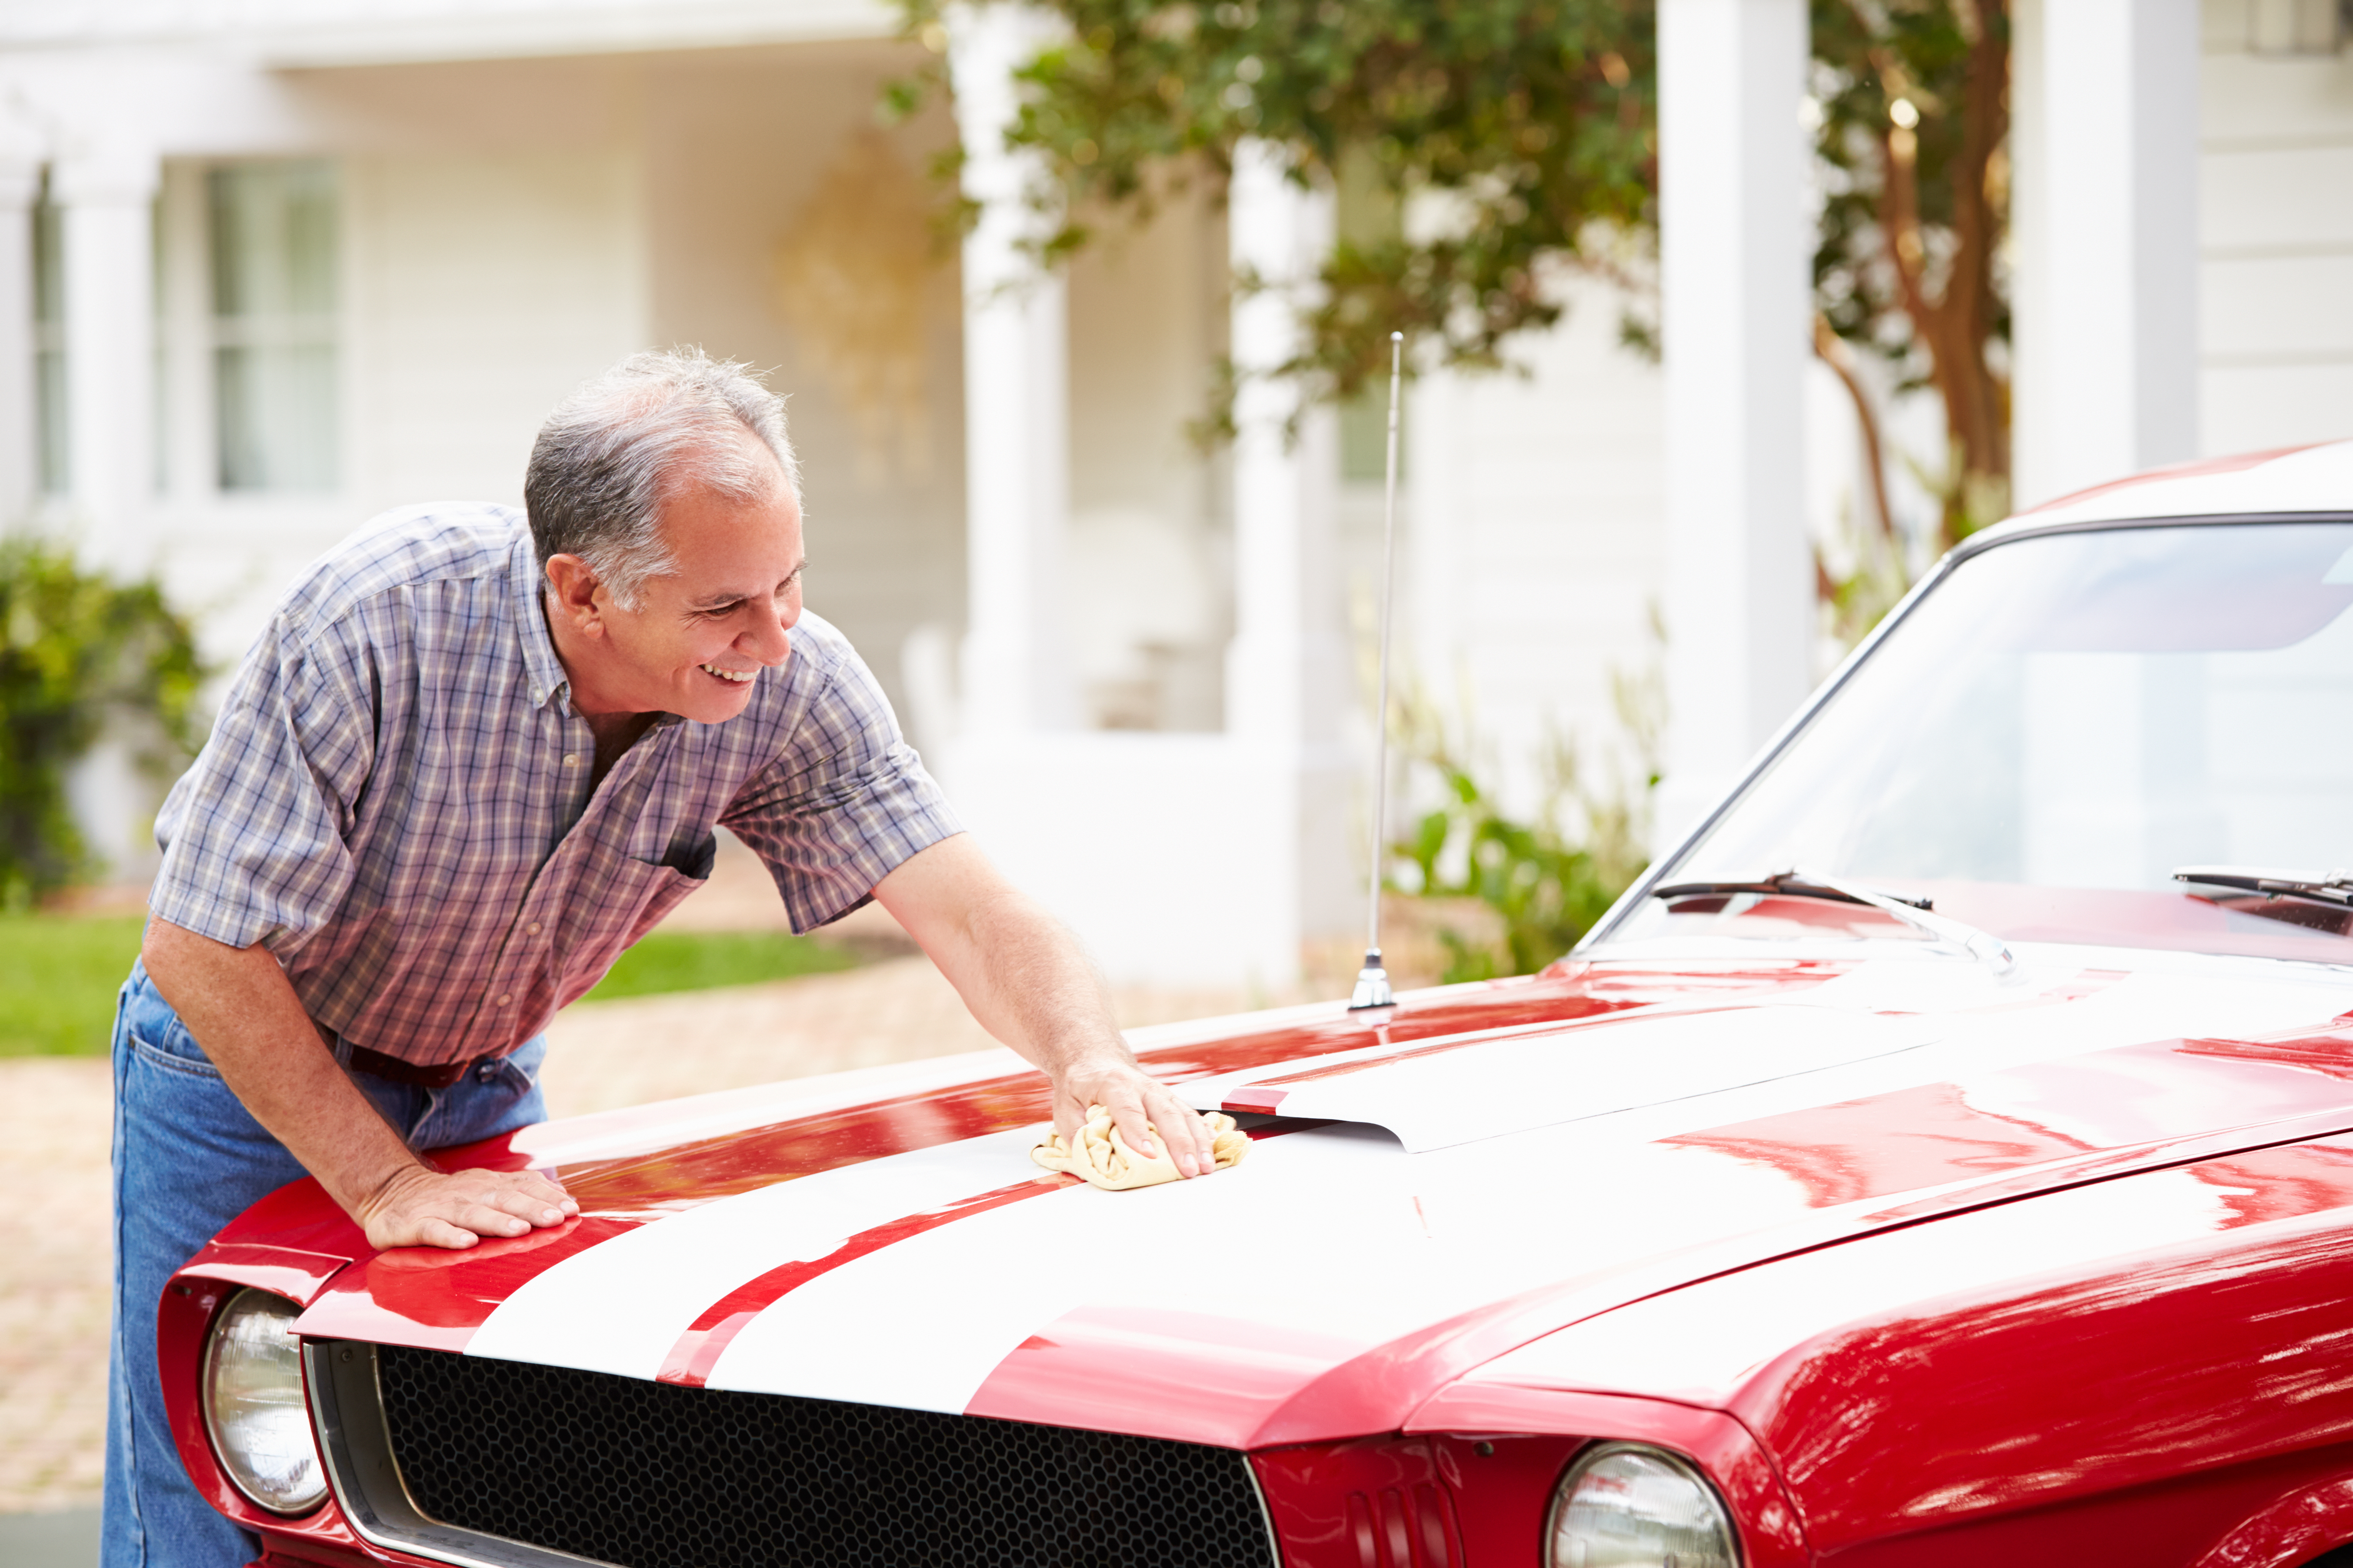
[0, 0, 2347, 990]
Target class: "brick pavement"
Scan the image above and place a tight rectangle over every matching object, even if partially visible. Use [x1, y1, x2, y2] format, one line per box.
[0, 1060, 113, 1513]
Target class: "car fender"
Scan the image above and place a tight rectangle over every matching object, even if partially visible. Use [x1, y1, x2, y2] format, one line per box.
[2192, 1475, 2353, 1568]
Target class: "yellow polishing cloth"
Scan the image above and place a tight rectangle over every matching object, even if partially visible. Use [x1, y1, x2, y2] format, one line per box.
[1031, 1104, 1251, 1191]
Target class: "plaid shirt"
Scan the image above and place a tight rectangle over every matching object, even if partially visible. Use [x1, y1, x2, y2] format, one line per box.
[151, 503, 961, 1067]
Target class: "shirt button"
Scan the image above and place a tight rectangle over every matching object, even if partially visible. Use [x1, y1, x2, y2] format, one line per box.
[527, 922, 541, 935]
[498, 993, 513, 1006]
[563, 753, 578, 766]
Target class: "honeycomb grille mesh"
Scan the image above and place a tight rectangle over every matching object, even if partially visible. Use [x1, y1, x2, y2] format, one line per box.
[376, 1345, 1278, 1568]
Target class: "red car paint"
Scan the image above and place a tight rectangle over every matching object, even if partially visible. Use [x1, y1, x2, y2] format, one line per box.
[161, 956, 2353, 1567]
[216, 960, 1813, 1353]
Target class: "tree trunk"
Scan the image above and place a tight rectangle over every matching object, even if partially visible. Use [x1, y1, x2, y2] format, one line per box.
[1814, 313, 1897, 547]
[1867, 0, 2011, 549]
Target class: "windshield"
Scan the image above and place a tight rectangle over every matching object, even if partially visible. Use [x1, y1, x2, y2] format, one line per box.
[1600, 519, 2353, 965]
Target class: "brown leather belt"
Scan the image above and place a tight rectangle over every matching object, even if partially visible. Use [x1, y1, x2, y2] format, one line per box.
[341, 1040, 488, 1090]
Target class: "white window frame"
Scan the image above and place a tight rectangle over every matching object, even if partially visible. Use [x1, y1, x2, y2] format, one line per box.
[153, 156, 352, 512]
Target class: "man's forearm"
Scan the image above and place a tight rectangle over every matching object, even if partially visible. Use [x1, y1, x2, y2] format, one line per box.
[947, 888, 1126, 1073]
[140, 918, 575, 1248]
[874, 835, 1218, 1175]
[874, 838, 1124, 1075]
[142, 918, 429, 1217]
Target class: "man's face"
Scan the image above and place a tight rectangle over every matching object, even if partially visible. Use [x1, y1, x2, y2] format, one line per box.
[571, 455, 807, 724]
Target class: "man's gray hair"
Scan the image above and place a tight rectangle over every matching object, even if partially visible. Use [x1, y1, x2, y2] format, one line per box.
[525, 347, 802, 610]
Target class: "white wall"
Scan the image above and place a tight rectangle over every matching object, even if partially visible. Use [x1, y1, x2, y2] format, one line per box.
[349, 151, 646, 512]
[1402, 269, 1667, 826]
[1065, 187, 1228, 732]
[2198, 5, 2353, 454]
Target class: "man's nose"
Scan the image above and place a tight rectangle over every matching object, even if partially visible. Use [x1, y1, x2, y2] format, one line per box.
[743, 598, 795, 664]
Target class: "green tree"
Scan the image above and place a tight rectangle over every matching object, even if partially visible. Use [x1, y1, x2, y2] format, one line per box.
[901, 0, 2012, 588]
[0, 542, 203, 906]
[898, 0, 1657, 415]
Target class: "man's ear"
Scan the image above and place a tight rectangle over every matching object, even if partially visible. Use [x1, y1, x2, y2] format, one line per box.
[544, 555, 607, 638]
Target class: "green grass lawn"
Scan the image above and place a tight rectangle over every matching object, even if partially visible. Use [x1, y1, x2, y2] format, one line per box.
[0, 918, 858, 1057]
[576, 929, 857, 1002]
[0, 913, 148, 1056]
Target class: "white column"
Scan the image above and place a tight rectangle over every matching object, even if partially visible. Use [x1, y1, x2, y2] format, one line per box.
[0, 113, 42, 529]
[1227, 140, 1343, 753]
[156, 161, 215, 509]
[1226, 139, 1351, 975]
[1654, 0, 1813, 849]
[949, 2, 1073, 736]
[54, 133, 159, 574]
[2011, 0, 2199, 508]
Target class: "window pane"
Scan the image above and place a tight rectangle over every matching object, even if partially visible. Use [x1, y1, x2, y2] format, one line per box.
[217, 345, 338, 493]
[209, 161, 338, 492]
[209, 162, 338, 319]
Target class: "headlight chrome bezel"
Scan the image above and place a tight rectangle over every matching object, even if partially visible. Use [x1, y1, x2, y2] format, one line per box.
[1544, 1439, 1742, 1568]
[200, 1286, 330, 1516]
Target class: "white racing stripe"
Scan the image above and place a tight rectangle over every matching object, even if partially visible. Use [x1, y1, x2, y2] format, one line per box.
[464, 1128, 1045, 1380]
[1218, 1007, 1948, 1152]
[705, 1124, 1457, 1408]
[1180, 965, 2353, 1153]
[703, 1122, 1846, 1412]
[471, 962, 2353, 1411]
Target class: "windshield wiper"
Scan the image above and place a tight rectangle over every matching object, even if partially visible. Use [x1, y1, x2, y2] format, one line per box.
[1652, 872, 1934, 911]
[1652, 867, 2023, 981]
[2173, 866, 2353, 909]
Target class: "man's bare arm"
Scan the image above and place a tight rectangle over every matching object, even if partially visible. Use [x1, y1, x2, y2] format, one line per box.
[873, 834, 1219, 1177]
[141, 918, 577, 1250]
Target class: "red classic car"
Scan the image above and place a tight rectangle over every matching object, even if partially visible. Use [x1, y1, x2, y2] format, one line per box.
[172, 444, 2353, 1568]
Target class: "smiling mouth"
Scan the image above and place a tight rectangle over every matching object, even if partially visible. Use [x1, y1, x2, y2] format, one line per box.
[699, 664, 757, 684]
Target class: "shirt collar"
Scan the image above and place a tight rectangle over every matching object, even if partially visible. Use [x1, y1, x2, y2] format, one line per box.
[508, 527, 572, 712]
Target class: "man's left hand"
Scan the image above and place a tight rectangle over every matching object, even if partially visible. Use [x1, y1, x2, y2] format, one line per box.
[1051, 1053, 1220, 1178]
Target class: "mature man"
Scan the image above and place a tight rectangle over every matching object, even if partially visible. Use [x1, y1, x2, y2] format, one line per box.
[106, 349, 1215, 1567]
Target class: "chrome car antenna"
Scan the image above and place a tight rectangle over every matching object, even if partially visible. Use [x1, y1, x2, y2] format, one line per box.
[1349, 330, 1406, 1011]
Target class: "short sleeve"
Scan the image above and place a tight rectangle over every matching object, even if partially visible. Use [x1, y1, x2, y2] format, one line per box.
[720, 640, 963, 932]
[149, 613, 373, 952]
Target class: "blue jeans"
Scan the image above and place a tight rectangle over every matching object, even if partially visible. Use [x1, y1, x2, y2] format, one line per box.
[103, 959, 549, 1568]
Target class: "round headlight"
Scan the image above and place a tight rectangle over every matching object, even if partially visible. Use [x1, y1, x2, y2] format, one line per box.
[1546, 1442, 1739, 1568]
[201, 1287, 327, 1515]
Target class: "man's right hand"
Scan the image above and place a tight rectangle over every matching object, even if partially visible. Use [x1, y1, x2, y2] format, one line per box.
[145, 920, 587, 1256]
[355, 1164, 580, 1251]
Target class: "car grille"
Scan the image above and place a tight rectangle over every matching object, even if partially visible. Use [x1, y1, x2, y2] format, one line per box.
[375, 1345, 1279, 1568]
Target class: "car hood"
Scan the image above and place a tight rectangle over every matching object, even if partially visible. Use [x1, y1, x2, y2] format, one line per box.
[237, 952, 2353, 1448]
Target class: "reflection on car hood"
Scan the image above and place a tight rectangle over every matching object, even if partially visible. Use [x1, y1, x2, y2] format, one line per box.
[227, 955, 2353, 1448]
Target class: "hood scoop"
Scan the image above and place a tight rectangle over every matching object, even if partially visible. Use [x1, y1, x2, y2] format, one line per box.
[1182, 1006, 1949, 1152]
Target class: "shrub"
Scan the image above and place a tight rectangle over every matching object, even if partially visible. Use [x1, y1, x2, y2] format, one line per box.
[1393, 745, 1645, 981]
[0, 542, 203, 907]
[1388, 672, 1659, 982]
